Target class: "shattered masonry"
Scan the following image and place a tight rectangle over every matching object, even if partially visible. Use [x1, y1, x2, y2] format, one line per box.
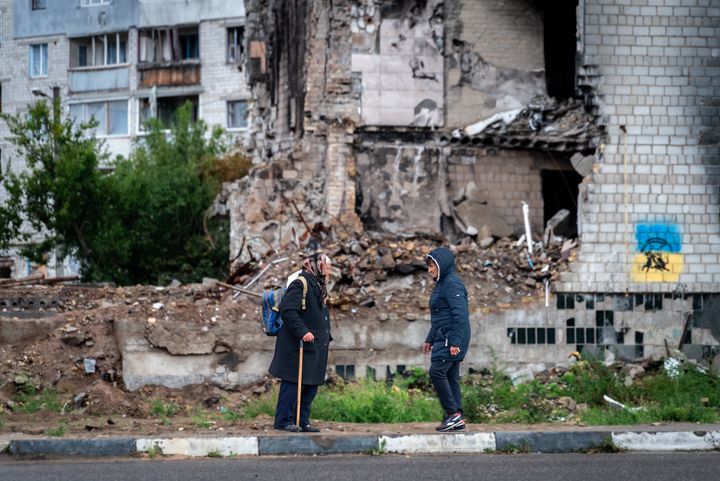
[217, 0, 720, 384]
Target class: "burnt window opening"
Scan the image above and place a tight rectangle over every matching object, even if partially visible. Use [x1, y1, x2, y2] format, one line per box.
[543, 0, 578, 100]
[541, 168, 582, 238]
[139, 95, 198, 130]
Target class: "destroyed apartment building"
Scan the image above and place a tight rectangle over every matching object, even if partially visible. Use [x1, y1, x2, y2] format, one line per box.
[212, 0, 720, 382]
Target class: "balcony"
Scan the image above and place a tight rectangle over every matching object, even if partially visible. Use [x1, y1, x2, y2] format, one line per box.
[68, 32, 130, 93]
[137, 61, 201, 88]
[69, 65, 130, 93]
[137, 26, 201, 88]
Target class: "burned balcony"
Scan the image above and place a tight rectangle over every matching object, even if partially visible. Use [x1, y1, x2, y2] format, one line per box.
[137, 26, 201, 88]
[68, 32, 130, 93]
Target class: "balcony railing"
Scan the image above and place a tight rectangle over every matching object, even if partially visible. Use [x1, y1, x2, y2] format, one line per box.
[68, 64, 130, 93]
[137, 61, 201, 88]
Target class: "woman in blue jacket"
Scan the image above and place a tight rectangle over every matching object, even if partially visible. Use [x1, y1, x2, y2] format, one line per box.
[422, 246, 471, 432]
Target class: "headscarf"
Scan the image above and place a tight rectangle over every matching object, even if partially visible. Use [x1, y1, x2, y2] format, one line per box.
[302, 252, 332, 305]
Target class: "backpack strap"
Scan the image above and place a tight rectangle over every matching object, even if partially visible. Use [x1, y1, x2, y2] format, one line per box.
[297, 275, 308, 310]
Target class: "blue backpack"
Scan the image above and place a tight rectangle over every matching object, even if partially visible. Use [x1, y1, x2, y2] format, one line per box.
[260, 275, 308, 336]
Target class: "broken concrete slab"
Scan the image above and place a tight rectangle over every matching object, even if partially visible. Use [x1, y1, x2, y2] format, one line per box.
[570, 152, 594, 177]
[453, 203, 513, 238]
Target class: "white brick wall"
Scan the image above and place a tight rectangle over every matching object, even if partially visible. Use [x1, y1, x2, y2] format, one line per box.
[562, 0, 720, 293]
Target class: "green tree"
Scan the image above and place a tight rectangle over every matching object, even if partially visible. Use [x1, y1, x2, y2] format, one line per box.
[83, 103, 230, 284]
[1, 99, 238, 285]
[0, 98, 107, 266]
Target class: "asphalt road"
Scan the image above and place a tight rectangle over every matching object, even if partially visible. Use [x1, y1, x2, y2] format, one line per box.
[1, 452, 719, 481]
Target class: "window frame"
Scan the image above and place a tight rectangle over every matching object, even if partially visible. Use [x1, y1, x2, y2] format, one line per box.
[227, 26, 244, 65]
[29, 43, 49, 78]
[70, 32, 129, 69]
[80, 0, 111, 7]
[137, 94, 199, 133]
[68, 98, 130, 138]
[31, 0, 47, 11]
[226, 99, 249, 130]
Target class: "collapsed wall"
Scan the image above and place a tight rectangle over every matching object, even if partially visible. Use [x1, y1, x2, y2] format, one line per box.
[224, 0, 720, 380]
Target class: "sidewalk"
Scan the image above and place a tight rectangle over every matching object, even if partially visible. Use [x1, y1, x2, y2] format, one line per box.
[2, 423, 720, 457]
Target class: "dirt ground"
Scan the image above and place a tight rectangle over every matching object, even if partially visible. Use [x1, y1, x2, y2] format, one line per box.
[0, 233, 576, 437]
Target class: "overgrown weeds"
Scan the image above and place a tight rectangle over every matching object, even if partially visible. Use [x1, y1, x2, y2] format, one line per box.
[241, 360, 720, 425]
[12, 383, 63, 414]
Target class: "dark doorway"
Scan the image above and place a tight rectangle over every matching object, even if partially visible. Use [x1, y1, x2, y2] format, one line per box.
[543, 0, 578, 100]
[541, 169, 582, 238]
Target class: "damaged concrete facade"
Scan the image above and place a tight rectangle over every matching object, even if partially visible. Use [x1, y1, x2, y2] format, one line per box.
[217, 0, 720, 386]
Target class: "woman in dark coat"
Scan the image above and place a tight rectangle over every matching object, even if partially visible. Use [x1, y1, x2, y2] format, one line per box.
[268, 253, 332, 432]
[422, 246, 471, 432]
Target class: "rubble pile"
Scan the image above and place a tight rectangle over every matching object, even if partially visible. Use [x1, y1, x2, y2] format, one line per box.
[228, 220, 578, 316]
[449, 98, 605, 153]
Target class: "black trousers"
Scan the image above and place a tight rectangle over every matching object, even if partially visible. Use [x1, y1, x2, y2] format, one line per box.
[429, 359, 462, 415]
[274, 380, 318, 428]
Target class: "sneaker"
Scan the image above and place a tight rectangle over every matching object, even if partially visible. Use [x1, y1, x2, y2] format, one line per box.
[451, 419, 466, 431]
[435, 412, 464, 432]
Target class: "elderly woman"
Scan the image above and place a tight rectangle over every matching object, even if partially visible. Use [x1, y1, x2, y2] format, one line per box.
[422, 246, 471, 432]
[269, 252, 332, 432]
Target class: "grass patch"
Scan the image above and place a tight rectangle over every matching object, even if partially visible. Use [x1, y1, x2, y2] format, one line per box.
[12, 384, 63, 414]
[192, 410, 216, 429]
[150, 399, 178, 418]
[240, 361, 720, 425]
[46, 423, 66, 437]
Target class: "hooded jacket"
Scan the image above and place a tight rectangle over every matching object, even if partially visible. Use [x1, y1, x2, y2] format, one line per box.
[425, 247, 471, 362]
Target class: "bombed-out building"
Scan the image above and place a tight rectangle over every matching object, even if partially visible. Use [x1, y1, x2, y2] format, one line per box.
[226, 0, 720, 378]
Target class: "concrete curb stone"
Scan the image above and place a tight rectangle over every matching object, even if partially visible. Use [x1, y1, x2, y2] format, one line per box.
[258, 435, 378, 455]
[136, 437, 259, 456]
[7, 438, 136, 457]
[495, 431, 610, 453]
[380, 433, 496, 454]
[611, 431, 720, 451]
[5, 429, 720, 458]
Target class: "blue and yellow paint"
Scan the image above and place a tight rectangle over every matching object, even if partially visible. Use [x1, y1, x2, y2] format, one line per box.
[630, 223, 683, 283]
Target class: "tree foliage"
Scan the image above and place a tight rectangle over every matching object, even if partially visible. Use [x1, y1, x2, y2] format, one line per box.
[1, 100, 237, 285]
[0, 99, 106, 264]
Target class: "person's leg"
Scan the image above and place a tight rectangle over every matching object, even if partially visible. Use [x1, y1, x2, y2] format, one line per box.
[429, 360, 459, 415]
[274, 380, 298, 428]
[299, 384, 318, 427]
[448, 361, 462, 414]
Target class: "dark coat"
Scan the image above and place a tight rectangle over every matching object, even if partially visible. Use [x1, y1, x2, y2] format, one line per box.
[268, 272, 331, 385]
[425, 247, 471, 362]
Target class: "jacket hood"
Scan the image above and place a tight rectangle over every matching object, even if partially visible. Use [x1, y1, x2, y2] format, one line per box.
[428, 247, 455, 281]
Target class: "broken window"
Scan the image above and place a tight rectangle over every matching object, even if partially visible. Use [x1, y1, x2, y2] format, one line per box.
[227, 27, 244, 65]
[227, 100, 248, 129]
[543, 0, 578, 100]
[32, 0, 47, 10]
[138, 95, 198, 130]
[70, 33, 128, 68]
[69, 100, 129, 136]
[138, 27, 199, 64]
[541, 169, 582, 238]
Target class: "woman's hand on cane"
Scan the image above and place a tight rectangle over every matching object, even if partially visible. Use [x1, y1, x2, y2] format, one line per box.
[302, 332, 315, 343]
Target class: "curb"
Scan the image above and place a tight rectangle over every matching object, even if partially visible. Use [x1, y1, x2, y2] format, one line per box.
[2, 430, 719, 458]
[495, 431, 609, 453]
[7, 438, 136, 457]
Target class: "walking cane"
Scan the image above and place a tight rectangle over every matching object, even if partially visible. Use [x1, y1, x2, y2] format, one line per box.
[296, 339, 304, 427]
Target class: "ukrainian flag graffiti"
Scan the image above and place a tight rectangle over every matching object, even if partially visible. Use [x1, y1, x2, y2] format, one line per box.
[631, 223, 683, 283]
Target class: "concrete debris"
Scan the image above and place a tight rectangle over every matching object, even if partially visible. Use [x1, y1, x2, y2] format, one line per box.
[455, 109, 522, 138]
[453, 203, 513, 238]
[543, 209, 571, 246]
[570, 152, 594, 177]
[447, 99, 603, 153]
